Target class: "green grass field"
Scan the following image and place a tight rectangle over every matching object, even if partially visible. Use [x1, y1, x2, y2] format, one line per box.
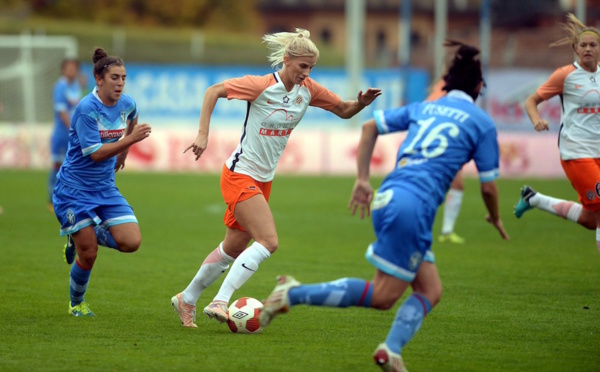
[1, 170, 599, 371]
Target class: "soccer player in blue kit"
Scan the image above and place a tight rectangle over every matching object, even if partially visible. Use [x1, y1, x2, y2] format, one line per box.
[48, 58, 84, 212]
[260, 40, 509, 371]
[53, 48, 152, 317]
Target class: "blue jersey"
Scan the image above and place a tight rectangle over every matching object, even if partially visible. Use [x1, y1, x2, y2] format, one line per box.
[374, 90, 499, 209]
[57, 88, 138, 191]
[51, 77, 82, 144]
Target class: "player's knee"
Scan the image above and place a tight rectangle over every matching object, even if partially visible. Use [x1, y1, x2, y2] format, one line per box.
[118, 236, 141, 253]
[257, 236, 278, 253]
[370, 291, 400, 310]
[76, 243, 98, 268]
[419, 286, 442, 307]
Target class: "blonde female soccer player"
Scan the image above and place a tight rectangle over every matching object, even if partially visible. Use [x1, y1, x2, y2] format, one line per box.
[517, 14, 600, 246]
[260, 40, 508, 371]
[171, 28, 381, 328]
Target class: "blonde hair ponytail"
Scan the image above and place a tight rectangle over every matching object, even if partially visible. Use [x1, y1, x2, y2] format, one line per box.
[550, 13, 600, 49]
[263, 28, 320, 68]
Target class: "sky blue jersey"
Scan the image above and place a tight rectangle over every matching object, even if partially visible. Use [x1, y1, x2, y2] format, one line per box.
[57, 88, 138, 191]
[374, 90, 499, 209]
[51, 77, 82, 142]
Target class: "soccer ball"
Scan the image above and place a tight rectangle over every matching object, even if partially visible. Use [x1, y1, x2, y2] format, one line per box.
[227, 297, 263, 334]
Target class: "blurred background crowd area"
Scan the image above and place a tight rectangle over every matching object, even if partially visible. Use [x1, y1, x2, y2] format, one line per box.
[2, 0, 599, 68]
[2, 0, 599, 176]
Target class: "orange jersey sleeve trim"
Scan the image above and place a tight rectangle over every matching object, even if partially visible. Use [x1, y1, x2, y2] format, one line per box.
[302, 77, 341, 111]
[536, 65, 575, 100]
[426, 79, 446, 101]
[224, 74, 276, 102]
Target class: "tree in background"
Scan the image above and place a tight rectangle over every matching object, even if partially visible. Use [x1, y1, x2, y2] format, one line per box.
[28, 0, 258, 31]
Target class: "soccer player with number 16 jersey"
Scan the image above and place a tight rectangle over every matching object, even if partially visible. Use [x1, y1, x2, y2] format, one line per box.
[260, 40, 509, 371]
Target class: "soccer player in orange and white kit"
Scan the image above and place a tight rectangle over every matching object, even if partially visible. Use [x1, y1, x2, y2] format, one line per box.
[170, 28, 381, 328]
[517, 14, 600, 249]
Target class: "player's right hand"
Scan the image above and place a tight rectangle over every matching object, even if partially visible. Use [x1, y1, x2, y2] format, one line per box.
[485, 214, 510, 240]
[349, 179, 373, 219]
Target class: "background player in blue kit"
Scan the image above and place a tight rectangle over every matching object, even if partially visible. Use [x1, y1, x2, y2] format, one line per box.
[48, 58, 84, 212]
[52, 48, 152, 317]
[260, 40, 509, 371]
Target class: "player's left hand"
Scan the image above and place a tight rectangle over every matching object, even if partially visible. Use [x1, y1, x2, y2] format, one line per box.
[349, 179, 374, 219]
[115, 151, 128, 172]
[357, 88, 382, 106]
[485, 214, 510, 240]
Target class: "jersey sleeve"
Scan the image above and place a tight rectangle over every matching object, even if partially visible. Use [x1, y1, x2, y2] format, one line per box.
[472, 117, 500, 183]
[224, 75, 274, 102]
[75, 112, 102, 156]
[536, 65, 573, 101]
[127, 99, 138, 121]
[303, 78, 341, 110]
[373, 103, 416, 134]
[53, 82, 68, 113]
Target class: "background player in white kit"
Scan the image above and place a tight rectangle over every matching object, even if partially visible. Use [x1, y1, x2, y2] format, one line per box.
[517, 14, 600, 251]
[171, 28, 381, 328]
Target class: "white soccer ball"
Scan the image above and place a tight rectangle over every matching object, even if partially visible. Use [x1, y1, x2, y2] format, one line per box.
[227, 297, 263, 334]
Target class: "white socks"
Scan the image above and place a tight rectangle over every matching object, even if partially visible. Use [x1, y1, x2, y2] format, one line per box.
[441, 189, 463, 235]
[213, 241, 271, 303]
[529, 193, 582, 223]
[182, 243, 234, 305]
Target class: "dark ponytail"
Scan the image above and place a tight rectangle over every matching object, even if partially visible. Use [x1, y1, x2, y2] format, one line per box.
[441, 39, 483, 100]
[92, 47, 124, 78]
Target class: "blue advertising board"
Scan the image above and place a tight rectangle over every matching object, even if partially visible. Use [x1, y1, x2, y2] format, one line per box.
[82, 64, 429, 127]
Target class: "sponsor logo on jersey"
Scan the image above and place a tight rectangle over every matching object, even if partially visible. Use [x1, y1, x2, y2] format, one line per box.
[120, 110, 127, 124]
[100, 129, 126, 139]
[265, 108, 295, 122]
[282, 95, 290, 105]
[398, 157, 428, 168]
[259, 128, 293, 136]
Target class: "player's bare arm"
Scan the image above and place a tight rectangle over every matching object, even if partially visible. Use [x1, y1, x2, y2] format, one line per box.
[184, 82, 228, 161]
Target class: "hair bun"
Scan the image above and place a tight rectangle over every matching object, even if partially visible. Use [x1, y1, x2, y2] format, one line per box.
[456, 45, 480, 60]
[93, 48, 108, 63]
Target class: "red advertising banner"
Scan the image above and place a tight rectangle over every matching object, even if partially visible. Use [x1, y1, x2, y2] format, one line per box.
[0, 126, 561, 178]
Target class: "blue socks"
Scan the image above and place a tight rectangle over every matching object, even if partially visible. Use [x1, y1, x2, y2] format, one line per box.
[385, 293, 432, 354]
[287, 278, 433, 355]
[70, 261, 91, 306]
[288, 278, 373, 308]
[94, 225, 118, 250]
[48, 168, 58, 202]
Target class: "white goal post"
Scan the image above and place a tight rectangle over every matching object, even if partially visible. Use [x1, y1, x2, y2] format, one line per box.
[0, 34, 77, 125]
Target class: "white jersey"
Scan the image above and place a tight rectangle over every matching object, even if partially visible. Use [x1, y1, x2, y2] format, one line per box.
[223, 71, 341, 181]
[537, 62, 600, 160]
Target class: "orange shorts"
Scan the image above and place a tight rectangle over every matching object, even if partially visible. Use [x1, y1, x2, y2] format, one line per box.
[220, 164, 272, 231]
[560, 158, 600, 212]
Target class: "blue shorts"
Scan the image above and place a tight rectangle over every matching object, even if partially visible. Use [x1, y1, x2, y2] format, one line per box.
[50, 135, 68, 163]
[365, 186, 436, 282]
[53, 181, 138, 236]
